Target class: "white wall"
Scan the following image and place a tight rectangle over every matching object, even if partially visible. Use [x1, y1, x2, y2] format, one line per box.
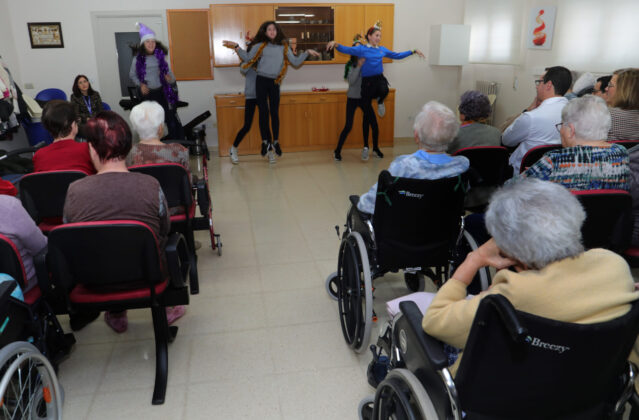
[2, 0, 465, 147]
[460, 0, 639, 127]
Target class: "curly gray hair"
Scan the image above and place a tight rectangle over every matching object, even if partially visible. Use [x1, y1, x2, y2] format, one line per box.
[485, 179, 585, 270]
[561, 95, 611, 140]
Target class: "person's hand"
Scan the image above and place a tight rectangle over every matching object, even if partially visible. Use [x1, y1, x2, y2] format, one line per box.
[526, 97, 542, 112]
[326, 41, 336, 51]
[164, 74, 171, 82]
[140, 83, 149, 96]
[413, 49, 425, 59]
[472, 239, 517, 270]
[222, 40, 238, 49]
[307, 49, 321, 57]
[358, 57, 366, 67]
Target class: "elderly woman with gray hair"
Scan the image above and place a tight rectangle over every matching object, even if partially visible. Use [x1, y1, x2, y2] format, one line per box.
[126, 100, 189, 169]
[520, 95, 629, 191]
[386, 178, 639, 374]
[446, 90, 501, 154]
[356, 101, 469, 215]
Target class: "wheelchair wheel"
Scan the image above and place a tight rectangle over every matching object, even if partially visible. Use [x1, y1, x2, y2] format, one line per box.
[403, 272, 425, 293]
[337, 231, 373, 353]
[373, 369, 439, 420]
[325, 272, 338, 301]
[0, 341, 63, 420]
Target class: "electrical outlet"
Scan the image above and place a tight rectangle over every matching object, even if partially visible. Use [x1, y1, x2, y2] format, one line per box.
[24, 83, 34, 89]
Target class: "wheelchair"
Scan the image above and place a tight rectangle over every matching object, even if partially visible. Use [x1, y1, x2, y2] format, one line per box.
[326, 170, 488, 353]
[359, 295, 639, 420]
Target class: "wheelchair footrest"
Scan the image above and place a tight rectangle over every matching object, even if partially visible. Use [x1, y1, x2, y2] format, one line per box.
[192, 217, 209, 231]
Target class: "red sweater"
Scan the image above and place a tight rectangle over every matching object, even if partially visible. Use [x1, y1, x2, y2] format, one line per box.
[32, 139, 96, 174]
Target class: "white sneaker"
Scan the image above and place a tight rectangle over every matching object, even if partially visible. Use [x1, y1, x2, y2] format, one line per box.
[377, 102, 386, 117]
[361, 147, 369, 161]
[229, 146, 239, 164]
[268, 146, 276, 164]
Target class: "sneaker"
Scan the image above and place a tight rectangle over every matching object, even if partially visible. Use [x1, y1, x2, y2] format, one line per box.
[260, 141, 269, 156]
[229, 146, 239, 164]
[104, 310, 128, 333]
[273, 141, 282, 157]
[333, 150, 342, 161]
[361, 147, 369, 161]
[373, 148, 384, 158]
[268, 146, 276, 164]
[166, 305, 186, 325]
[377, 102, 386, 117]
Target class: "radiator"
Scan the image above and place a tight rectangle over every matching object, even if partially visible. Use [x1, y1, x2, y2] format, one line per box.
[475, 81, 499, 126]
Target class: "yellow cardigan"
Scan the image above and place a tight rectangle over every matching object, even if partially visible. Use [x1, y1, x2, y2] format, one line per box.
[422, 248, 639, 375]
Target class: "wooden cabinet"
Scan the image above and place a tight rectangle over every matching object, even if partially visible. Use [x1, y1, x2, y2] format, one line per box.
[215, 89, 395, 156]
[210, 4, 274, 67]
[210, 3, 393, 67]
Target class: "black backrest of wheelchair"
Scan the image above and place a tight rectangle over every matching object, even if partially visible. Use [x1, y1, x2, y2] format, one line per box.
[128, 163, 192, 209]
[453, 146, 512, 187]
[47, 221, 166, 291]
[372, 170, 466, 271]
[455, 294, 639, 419]
[519, 144, 562, 173]
[0, 234, 28, 289]
[19, 171, 88, 223]
[573, 189, 632, 253]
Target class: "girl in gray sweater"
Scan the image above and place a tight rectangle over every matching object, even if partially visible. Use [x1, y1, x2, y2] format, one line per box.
[224, 21, 320, 163]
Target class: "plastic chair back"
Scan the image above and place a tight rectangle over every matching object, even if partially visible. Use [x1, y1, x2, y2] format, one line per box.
[519, 144, 562, 173]
[610, 140, 639, 150]
[34, 88, 67, 102]
[101, 102, 111, 111]
[372, 170, 467, 271]
[455, 294, 639, 419]
[573, 189, 632, 252]
[0, 234, 28, 290]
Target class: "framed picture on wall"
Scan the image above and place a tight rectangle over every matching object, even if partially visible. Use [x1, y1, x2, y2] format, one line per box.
[527, 7, 556, 50]
[27, 22, 64, 48]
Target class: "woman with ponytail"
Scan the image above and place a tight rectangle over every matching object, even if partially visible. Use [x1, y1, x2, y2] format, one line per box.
[333, 39, 370, 161]
[223, 21, 321, 164]
[129, 23, 184, 140]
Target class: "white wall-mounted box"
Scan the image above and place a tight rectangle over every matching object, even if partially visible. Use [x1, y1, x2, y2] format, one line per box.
[429, 24, 471, 66]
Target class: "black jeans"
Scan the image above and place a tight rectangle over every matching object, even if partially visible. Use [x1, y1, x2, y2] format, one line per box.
[141, 88, 185, 140]
[256, 76, 280, 143]
[335, 97, 369, 153]
[232, 98, 257, 147]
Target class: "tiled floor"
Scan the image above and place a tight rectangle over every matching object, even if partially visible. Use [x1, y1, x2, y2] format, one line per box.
[57, 139, 424, 419]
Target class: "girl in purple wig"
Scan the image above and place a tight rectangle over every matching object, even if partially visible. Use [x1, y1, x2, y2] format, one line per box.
[128, 23, 184, 140]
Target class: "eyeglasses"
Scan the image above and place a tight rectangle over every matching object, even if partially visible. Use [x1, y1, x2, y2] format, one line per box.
[534, 79, 544, 86]
[555, 122, 564, 132]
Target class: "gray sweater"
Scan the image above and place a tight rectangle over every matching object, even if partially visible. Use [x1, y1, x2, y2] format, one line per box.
[237, 43, 308, 80]
[240, 65, 257, 100]
[346, 65, 362, 99]
[129, 55, 176, 89]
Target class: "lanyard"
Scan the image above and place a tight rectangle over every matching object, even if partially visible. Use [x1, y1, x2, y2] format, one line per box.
[83, 95, 92, 115]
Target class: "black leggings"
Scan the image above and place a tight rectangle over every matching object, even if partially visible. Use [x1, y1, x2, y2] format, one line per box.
[256, 76, 280, 143]
[232, 98, 257, 147]
[335, 98, 369, 152]
[141, 88, 184, 140]
[359, 75, 389, 150]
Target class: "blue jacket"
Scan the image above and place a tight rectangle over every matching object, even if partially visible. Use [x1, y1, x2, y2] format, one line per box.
[335, 44, 413, 77]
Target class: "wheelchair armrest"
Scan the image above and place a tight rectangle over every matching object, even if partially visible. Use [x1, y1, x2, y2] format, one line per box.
[165, 233, 190, 288]
[399, 301, 449, 370]
[0, 142, 45, 161]
[0, 281, 16, 307]
[34, 246, 52, 294]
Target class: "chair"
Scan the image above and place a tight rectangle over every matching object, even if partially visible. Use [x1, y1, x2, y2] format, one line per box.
[519, 144, 562, 173]
[19, 170, 89, 233]
[572, 189, 632, 253]
[326, 170, 469, 353]
[610, 140, 639, 150]
[34, 88, 67, 103]
[45, 220, 190, 404]
[452, 146, 512, 211]
[18, 116, 53, 146]
[363, 295, 639, 419]
[101, 102, 111, 111]
[0, 234, 75, 368]
[128, 163, 199, 294]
